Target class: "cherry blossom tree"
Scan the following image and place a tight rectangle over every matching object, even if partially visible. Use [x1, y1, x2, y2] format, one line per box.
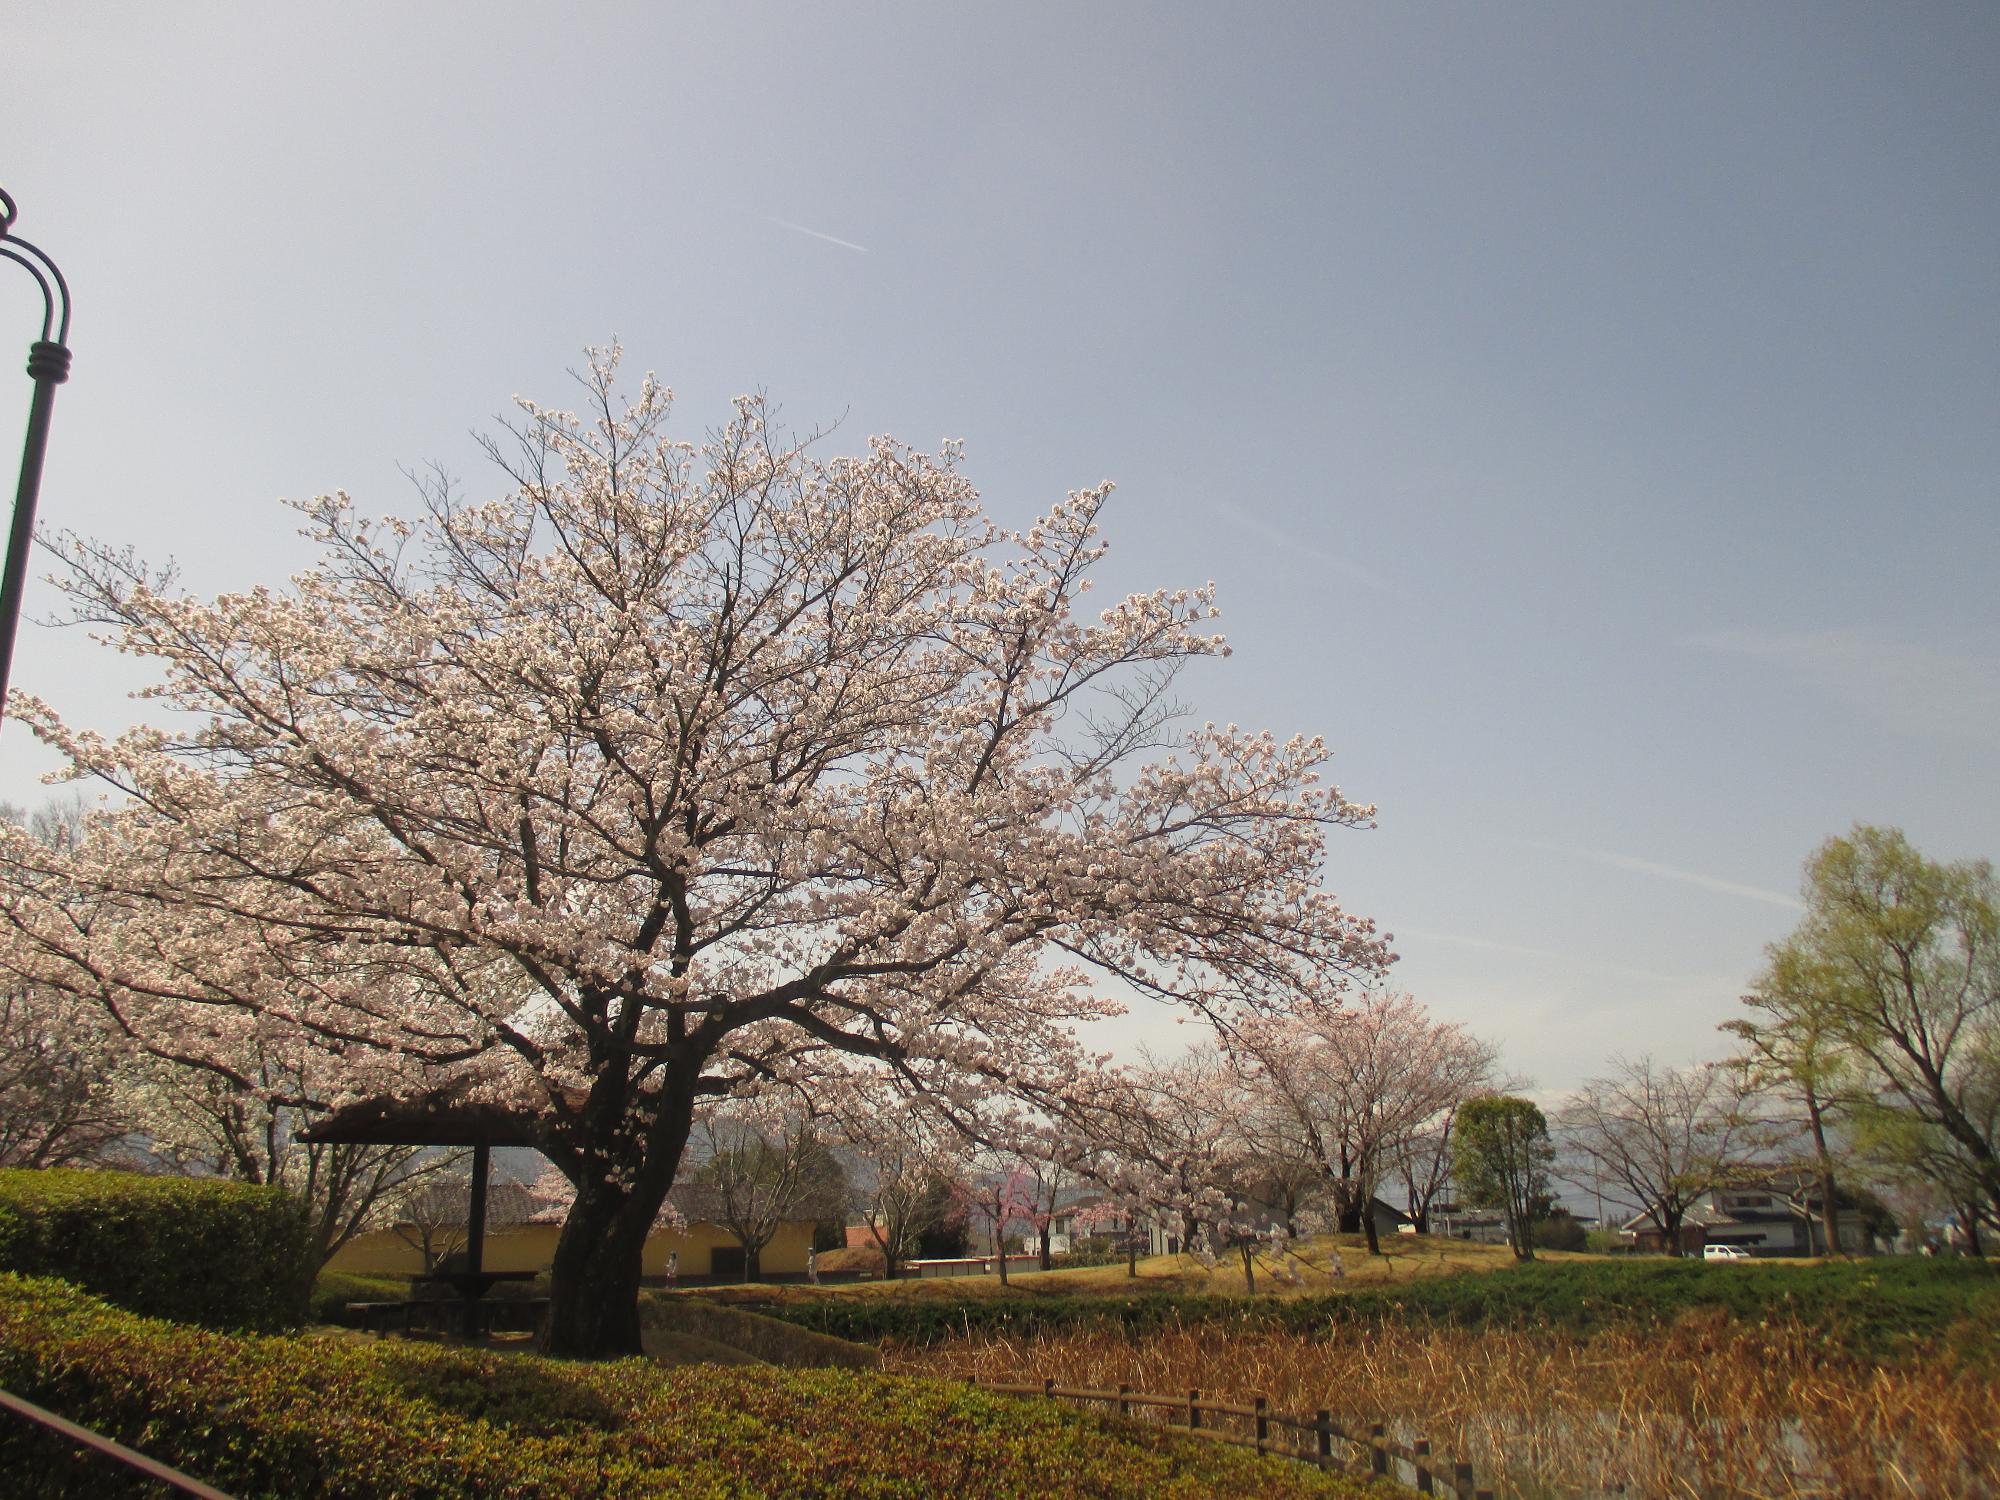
[1018, 1118, 1095, 1270]
[1236, 992, 1496, 1255]
[0, 983, 126, 1168]
[0, 352, 1385, 1355]
[962, 1146, 1037, 1282]
[1092, 1046, 1272, 1288]
[0, 801, 128, 1168]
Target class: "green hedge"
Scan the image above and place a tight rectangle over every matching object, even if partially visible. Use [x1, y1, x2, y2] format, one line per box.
[0, 1275, 1384, 1498]
[0, 1168, 313, 1331]
[307, 1270, 411, 1324]
[748, 1257, 2000, 1361]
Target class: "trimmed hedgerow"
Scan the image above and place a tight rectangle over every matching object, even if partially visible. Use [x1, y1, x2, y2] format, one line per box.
[0, 1276, 1392, 1499]
[308, 1271, 412, 1324]
[309, 1271, 556, 1326]
[0, 1168, 314, 1331]
[744, 1257, 2000, 1362]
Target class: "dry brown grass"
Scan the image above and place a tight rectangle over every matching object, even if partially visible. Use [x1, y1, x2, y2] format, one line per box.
[887, 1311, 2000, 1499]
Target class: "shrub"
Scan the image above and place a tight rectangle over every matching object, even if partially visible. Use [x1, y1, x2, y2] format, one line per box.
[307, 1270, 411, 1324]
[0, 1275, 1380, 1498]
[1053, 1237, 1127, 1268]
[0, 1168, 313, 1330]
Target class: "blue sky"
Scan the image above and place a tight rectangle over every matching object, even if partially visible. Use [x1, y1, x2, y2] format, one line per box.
[5, 3, 1997, 1095]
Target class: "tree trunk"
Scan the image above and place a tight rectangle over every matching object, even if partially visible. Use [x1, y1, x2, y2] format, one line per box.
[1239, 1240, 1256, 1294]
[543, 1069, 698, 1359]
[996, 1237, 1008, 1284]
[1805, 1091, 1843, 1258]
[1039, 1225, 1053, 1271]
[1126, 1226, 1138, 1278]
[745, 1243, 763, 1282]
[1660, 1207, 1684, 1258]
[1362, 1204, 1382, 1257]
[544, 1179, 656, 1358]
[1337, 1193, 1361, 1235]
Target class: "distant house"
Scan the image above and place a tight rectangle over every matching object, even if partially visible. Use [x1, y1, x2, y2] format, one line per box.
[1420, 1204, 1512, 1245]
[1617, 1184, 1876, 1257]
[327, 1182, 818, 1282]
[1046, 1193, 1125, 1251]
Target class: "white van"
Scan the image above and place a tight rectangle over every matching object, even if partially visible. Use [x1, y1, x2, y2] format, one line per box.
[1702, 1243, 1751, 1261]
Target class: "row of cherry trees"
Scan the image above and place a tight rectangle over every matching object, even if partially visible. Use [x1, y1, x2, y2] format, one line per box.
[822, 990, 1505, 1290]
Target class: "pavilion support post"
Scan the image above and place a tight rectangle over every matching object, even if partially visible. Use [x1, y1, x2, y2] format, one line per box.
[467, 1143, 490, 1276]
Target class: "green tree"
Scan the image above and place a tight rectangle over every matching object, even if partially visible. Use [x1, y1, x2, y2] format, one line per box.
[1453, 1095, 1553, 1261]
[1724, 964, 1860, 1257]
[1762, 827, 2000, 1247]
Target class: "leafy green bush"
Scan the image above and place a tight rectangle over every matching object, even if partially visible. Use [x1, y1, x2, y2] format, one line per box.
[1053, 1238, 1128, 1268]
[0, 1168, 313, 1330]
[308, 1270, 412, 1323]
[751, 1257, 2000, 1362]
[0, 1275, 1384, 1498]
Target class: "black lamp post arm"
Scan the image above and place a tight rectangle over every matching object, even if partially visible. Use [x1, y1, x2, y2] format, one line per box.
[0, 188, 73, 725]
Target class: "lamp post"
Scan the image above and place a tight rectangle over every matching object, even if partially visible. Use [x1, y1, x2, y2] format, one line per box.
[0, 189, 73, 727]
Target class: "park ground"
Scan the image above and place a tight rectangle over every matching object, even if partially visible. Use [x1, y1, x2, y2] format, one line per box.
[693, 1235, 2000, 1500]
[11, 1236, 1998, 1498]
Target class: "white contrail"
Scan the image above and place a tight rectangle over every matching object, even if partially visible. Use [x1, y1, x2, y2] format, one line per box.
[1392, 925, 1698, 984]
[1214, 501, 1395, 595]
[769, 217, 870, 254]
[1535, 842, 1803, 911]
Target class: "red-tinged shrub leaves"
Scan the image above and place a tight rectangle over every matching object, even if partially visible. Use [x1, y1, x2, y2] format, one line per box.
[0, 1276, 1392, 1498]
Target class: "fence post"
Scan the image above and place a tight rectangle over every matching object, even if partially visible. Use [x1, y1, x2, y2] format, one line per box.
[1454, 1461, 1475, 1497]
[1369, 1422, 1388, 1480]
[1315, 1409, 1333, 1464]
[1116, 1383, 1130, 1418]
[1413, 1439, 1433, 1494]
[1253, 1395, 1268, 1454]
[1187, 1389, 1201, 1430]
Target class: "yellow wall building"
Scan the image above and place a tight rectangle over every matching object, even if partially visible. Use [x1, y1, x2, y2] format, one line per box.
[327, 1217, 818, 1280]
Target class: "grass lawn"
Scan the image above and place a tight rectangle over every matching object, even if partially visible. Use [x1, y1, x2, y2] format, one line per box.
[720, 1232, 1572, 1305]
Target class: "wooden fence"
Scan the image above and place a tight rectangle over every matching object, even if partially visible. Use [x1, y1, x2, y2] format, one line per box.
[0, 1386, 238, 1498]
[964, 1375, 1495, 1498]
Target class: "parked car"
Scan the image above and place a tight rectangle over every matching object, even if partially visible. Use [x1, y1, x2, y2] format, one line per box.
[1703, 1243, 1751, 1261]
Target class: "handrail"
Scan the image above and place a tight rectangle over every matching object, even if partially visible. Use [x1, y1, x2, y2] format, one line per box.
[0, 1387, 238, 1499]
[965, 1374, 1494, 1498]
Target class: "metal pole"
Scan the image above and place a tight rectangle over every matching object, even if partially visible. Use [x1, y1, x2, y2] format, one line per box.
[0, 190, 73, 728]
[0, 341, 70, 716]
